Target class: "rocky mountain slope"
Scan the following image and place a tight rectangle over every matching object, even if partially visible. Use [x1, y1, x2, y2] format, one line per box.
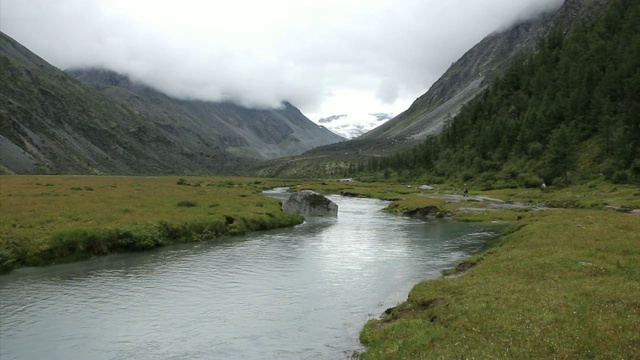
[67, 68, 343, 159]
[0, 32, 342, 175]
[362, 0, 612, 141]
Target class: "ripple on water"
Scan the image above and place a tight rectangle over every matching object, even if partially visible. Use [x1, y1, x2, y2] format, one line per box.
[0, 196, 501, 360]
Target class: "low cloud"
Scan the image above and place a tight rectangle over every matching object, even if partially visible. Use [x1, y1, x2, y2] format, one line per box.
[0, 0, 563, 114]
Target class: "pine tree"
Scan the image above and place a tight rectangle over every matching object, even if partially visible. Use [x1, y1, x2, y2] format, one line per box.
[546, 125, 578, 184]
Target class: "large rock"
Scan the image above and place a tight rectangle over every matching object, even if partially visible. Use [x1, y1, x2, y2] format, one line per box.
[282, 190, 338, 217]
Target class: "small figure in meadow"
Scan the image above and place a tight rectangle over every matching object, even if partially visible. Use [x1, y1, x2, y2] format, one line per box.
[463, 184, 469, 197]
[541, 182, 546, 192]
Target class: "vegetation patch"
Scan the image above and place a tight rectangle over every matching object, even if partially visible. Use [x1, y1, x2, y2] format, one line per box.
[0, 175, 304, 273]
[176, 200, 198, 207]
[357, 204, 640, 359]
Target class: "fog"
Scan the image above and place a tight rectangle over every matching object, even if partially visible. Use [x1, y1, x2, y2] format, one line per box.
[0, 0, 563, 117]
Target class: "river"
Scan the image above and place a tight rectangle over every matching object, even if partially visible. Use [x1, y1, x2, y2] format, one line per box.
[0, 191, 500, 359]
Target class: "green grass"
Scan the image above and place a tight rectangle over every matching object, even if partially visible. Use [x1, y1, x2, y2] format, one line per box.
[3, 175, 639, 358]
[0, 175, 304, 273]
[356, 182, 640, 359]
[285, 179, 639, 358]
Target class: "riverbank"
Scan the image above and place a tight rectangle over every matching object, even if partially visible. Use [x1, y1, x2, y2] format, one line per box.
[3, 176, 639, 358]
[354, 182, 640, 359]
[0, 176, 304, 273]
[0, 175, 448, 273]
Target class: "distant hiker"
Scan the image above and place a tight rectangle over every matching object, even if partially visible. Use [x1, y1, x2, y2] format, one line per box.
[541, 182, 546, 192]
[463, 185, 469, 197]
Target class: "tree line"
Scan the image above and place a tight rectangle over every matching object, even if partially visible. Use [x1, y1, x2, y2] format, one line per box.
[350, 0, 639, 188]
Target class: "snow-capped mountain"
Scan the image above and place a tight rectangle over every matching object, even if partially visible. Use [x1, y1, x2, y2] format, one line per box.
[315, 112, 394, 139]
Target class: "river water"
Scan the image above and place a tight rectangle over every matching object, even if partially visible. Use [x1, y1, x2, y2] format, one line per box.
[0, 191, 500, 360]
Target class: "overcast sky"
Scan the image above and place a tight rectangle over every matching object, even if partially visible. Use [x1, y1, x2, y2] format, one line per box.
[1, 0, 563, 121]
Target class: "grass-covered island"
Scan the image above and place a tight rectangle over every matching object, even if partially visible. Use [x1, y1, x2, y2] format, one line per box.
[1, 175, 638, 358]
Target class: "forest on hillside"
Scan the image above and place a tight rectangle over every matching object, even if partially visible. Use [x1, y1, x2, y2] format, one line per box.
[354, 0, 639, 188]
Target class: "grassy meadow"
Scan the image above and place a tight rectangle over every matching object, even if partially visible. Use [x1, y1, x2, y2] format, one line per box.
[356, 182, 640, 359]
[0, 175, 307, 273]
[2, 175, 639, 358]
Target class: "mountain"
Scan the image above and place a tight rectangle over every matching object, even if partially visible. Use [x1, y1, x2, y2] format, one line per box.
[0, 32, 343, 175]
[316, 112, 393, 139]
[67, 68, 344, 159]
[362, 0, 612, 142]
[361, 0, 639, 186]
[255, 0, 617, 178]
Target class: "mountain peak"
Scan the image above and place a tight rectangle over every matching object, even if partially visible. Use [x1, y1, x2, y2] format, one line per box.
[316, 113, 394, 139]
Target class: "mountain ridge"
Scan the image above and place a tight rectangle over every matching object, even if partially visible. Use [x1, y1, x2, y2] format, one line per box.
[254, 0, 617, 178]
[362, 0, 612, 142]
[0, 32, 343, 175]
[68, 67, 344, 160]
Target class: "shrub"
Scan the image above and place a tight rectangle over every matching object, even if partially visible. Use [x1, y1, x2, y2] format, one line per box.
[47, 229, 90, 259]
[518, 173, 544, 188]
[611, 170, 630, 184]
[0, 245, 19, 273]
[176, 201, 197, 207]
[461, 172, 474, 182]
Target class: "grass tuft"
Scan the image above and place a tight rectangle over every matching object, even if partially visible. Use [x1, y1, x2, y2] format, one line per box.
[176, 200, 198, 207]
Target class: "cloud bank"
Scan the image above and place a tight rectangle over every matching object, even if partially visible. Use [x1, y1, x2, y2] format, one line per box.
[0, 0, 563, 115]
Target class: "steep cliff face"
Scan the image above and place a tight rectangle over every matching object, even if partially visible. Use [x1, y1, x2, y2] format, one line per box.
[0, 32, 342, 175]
[363, 0, 613, 141]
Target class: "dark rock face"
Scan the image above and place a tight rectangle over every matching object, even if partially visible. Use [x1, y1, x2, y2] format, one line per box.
[282, 190, 338, 217]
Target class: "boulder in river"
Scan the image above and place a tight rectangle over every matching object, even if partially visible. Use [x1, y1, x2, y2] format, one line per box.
[282, 190, 338, 217]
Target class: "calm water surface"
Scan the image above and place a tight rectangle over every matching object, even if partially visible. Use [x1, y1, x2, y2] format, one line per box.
[0, 192, 500, 359]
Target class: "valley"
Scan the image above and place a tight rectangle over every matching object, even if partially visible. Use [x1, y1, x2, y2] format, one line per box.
[1, 0, 639, 358]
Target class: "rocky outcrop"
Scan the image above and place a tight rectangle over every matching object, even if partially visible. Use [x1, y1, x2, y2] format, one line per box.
[282, 190, 338, 217]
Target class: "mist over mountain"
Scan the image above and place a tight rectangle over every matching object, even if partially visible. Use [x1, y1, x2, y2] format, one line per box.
[363, 0, 613, 142]
[1, 0, 627, 181]
[0, 32, 342, 175]
[255, 0, 626, 179]
[0, 0, 564, 117]
[67, 68, 344, 159]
